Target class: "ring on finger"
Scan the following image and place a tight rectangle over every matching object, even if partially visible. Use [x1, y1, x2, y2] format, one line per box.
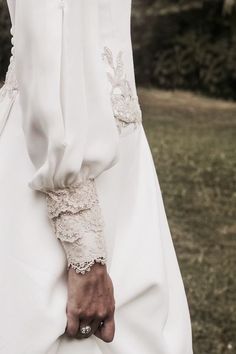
[79, 325, 92, 336]
[99, 321, 104, 328]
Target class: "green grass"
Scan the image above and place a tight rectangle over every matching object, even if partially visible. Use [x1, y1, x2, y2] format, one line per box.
[140, 88, 236, 354]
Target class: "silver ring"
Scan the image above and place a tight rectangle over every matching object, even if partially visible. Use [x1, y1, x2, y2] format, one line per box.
[80, 325, 92, 335]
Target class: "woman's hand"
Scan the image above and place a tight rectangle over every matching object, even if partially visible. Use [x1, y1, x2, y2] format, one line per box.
[65, 263, 116, 343]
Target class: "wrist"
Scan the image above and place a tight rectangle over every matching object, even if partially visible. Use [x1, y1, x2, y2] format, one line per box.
[68, 262, 108, 281]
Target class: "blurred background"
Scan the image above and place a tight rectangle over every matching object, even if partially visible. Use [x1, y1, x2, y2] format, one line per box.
[0, 0, 236, 353]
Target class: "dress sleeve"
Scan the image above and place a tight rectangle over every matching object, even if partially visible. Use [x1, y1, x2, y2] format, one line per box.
[14, 0, 120, 274]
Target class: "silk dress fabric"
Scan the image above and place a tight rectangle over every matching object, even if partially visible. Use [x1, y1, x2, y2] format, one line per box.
[0, 0, 193, 353]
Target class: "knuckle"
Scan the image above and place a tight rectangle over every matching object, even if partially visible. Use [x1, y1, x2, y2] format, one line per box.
[67, 307, 80, 318]
[67, 302, 82, 315]
[110, 305, 115, 314]
[96, 309, 107, 319]
[84, 309, 95, 319]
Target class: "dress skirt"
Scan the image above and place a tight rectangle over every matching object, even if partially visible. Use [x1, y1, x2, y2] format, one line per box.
[0, 94, 193, 354]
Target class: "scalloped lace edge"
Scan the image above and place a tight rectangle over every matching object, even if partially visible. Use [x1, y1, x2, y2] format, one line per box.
[67, 257, 107, 275]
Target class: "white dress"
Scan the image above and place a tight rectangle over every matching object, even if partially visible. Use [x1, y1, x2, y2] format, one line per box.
[0, 1, 193, 353]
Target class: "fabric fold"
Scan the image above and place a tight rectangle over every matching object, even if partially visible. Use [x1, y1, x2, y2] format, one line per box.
[13, 0, 120, 273]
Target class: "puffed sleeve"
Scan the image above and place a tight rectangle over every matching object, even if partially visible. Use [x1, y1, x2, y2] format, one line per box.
[14, 0, 120, 274]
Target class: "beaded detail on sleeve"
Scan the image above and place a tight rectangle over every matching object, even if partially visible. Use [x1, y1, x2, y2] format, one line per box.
[103, 47, 142, 135]
[46, 179, 107, 274]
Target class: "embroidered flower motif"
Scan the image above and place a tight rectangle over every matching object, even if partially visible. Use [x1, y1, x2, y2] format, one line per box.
[103, 47, 142, 134]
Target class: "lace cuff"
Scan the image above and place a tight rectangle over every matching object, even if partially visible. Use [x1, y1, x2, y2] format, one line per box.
[46, 179, 107, 274]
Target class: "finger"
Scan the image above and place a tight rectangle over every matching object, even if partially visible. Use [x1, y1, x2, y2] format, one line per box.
[66, 312, 80, 338]
[94, 316, 115, 343]
[76, 319, 98, 340]
[91, 319, 103, 333]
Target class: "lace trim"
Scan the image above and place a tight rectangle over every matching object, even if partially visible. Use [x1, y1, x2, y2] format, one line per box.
[50, 204, 104, 243]
[0, 30, 18, 102]
[0, 56, 18, 102]
[46, 179, 107, 274]
[46, 179, 99, 219]
[103, 47, 142, 134]
[62, 233, 107, 274]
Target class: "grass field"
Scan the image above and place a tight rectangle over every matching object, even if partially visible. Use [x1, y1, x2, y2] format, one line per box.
[140, 88, 236, 354]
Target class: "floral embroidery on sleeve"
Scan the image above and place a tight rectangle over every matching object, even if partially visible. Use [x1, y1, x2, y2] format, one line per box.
[103, 47, 142, 135]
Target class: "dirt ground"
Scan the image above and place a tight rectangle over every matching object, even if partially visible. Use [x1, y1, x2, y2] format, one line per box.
[139, 88, 236, 354]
